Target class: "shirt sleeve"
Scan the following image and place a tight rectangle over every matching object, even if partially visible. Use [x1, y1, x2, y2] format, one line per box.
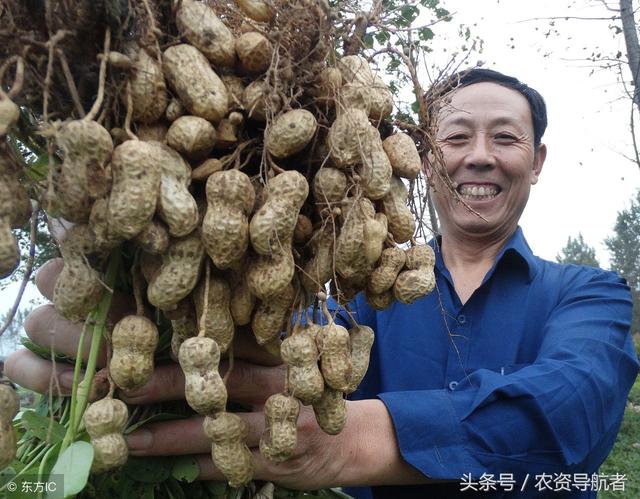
[378, 269, 640, 480]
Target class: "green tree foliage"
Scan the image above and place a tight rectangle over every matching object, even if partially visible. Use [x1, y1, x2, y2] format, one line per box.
[605, 190, 640, 335]
[555, 233, 600, 268]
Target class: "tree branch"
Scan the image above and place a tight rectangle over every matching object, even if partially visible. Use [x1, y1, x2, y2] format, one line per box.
[0, 203, 39, 338]
[595, 0, 621, 12]
[620, 0, 640, 112]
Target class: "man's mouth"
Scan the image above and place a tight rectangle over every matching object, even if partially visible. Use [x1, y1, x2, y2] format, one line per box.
[455, 183, 501, 200]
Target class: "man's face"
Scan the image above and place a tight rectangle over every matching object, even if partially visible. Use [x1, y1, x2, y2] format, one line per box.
[431, 81, 546, 239]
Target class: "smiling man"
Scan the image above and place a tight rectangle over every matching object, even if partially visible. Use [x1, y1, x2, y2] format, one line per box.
[337, 69, 639, 498]
[430, 73, 547, 303]
[4, 69, 639, 498]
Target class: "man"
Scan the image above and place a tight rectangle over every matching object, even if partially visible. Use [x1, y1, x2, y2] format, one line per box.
[5, 69, 639, 498]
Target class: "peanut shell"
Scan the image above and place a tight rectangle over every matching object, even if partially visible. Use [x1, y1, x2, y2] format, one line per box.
[84, 398, 129, 473]
[176, 0, 236, 67]
[312, 387, 346, 435]
[251, 283, 295, 345]
[180, 337, 227, 415]
[260, 394, 299, 462]
[147, 233, 205, 310]
[202, 170, 255, 269]
[266, 109, 318, 158]
[0, 384, 19, 469]
[167, 116, 217, 160]
[235, 0, 275, 22]
[382, 132, 421, 180]
[236, 32, 272, 74]
[110, 315, 159, 390]
[128, 48, 168, 124]
[194, 274, 235, 353]
[163, 44, 229, 123]
[380, 176, 415, 244]
[203, 412, 254, 487]
[107, 140, 161, 240]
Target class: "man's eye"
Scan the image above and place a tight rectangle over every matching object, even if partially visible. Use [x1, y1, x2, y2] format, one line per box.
[446, 134, 468, 142]
[495, 133, 517, 142]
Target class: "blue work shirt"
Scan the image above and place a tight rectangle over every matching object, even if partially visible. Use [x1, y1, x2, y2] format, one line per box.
[340, 227, 639, 498]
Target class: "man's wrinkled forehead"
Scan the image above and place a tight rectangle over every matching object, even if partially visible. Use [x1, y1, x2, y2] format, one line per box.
[436, 82, 535, 133]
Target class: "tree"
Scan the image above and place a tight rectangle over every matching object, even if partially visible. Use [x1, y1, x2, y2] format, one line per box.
[556, 233, 600, 267]
[619, 0, 640, 112]
[527, 0, 640, 169]
[605, 189, 640, 335]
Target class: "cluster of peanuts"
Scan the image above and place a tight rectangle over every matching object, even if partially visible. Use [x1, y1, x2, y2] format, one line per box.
[1, 0, 437, 484]
[0, 93, 31, 279]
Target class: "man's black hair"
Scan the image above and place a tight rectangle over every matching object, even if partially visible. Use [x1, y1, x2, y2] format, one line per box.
[454, 68, 548, 147]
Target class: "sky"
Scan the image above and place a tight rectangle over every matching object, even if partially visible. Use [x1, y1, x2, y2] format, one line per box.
[2, 0, 640, 341]
[425, 0, 640, 265]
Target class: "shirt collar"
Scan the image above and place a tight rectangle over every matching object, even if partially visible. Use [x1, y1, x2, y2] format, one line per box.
[432, 226, 539, 283]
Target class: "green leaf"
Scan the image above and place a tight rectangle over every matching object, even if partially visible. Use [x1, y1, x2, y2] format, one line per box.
[94, 470, 157, 498]
[123, 457, 171, 484]
[400, 5, 419, 25]
[165, 478, 187, 499]
[362, 33, 374, 49]
[0, 467, 17, 488]
[21, 410, 66, 444]
[386, 58, 400, 72]
[418, 27, 434, 41]
[48, 441, 93, 498]
[375, 31, 391, 44]
[171, 456, 199, 483]
[435, 7, 451, 20]
[22, 339, 73, 364]
[203, 481, 228, 496]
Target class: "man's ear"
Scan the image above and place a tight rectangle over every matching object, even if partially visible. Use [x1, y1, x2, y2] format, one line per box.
[530, 143, 546, 185]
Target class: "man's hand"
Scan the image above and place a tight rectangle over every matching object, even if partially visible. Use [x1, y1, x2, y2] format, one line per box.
[4, 258, 426, 489]
[121, 366, 422, 490]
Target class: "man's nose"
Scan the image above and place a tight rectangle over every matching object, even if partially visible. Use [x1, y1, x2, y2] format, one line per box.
[465, 135, 495, 169]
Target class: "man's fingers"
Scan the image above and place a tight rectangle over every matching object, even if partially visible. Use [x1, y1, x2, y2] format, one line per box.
[119, 363, 186, 404]
[223, 360, 286, 406]
[3, 349, 108, 400]
[4, 349, 74, 395]
[193, 455, 225, 481]
[120, 360, 286, 406]
[232, 327, 283, 367]
[126, 412, 266, 456]
[35, 258, 64, 301]
[24, 304, 107, 366]
[194, 449, 286, 482]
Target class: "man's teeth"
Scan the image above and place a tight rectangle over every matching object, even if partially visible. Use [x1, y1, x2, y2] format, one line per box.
[458, 184, 499, 199]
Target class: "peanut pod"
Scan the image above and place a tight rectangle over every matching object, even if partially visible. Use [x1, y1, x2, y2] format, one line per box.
[179, 337, 227, 415]
[84, 398, 129, 473]
[109, 315, 159, 390]
[259, 394, 300, 463]
[203, 412, 254, 487]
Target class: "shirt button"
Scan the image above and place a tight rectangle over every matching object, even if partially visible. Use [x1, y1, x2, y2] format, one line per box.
[448, 381, 458, 391]
[458, 314, 466, 324]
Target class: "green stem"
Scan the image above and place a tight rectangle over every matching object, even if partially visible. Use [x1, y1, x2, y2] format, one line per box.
[24, 441, 46, 462]
[58, 397, 70, 424]
[64, 321, 89, 449]
[36, 444, 60, 495]
[60, 252, 120, 453]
